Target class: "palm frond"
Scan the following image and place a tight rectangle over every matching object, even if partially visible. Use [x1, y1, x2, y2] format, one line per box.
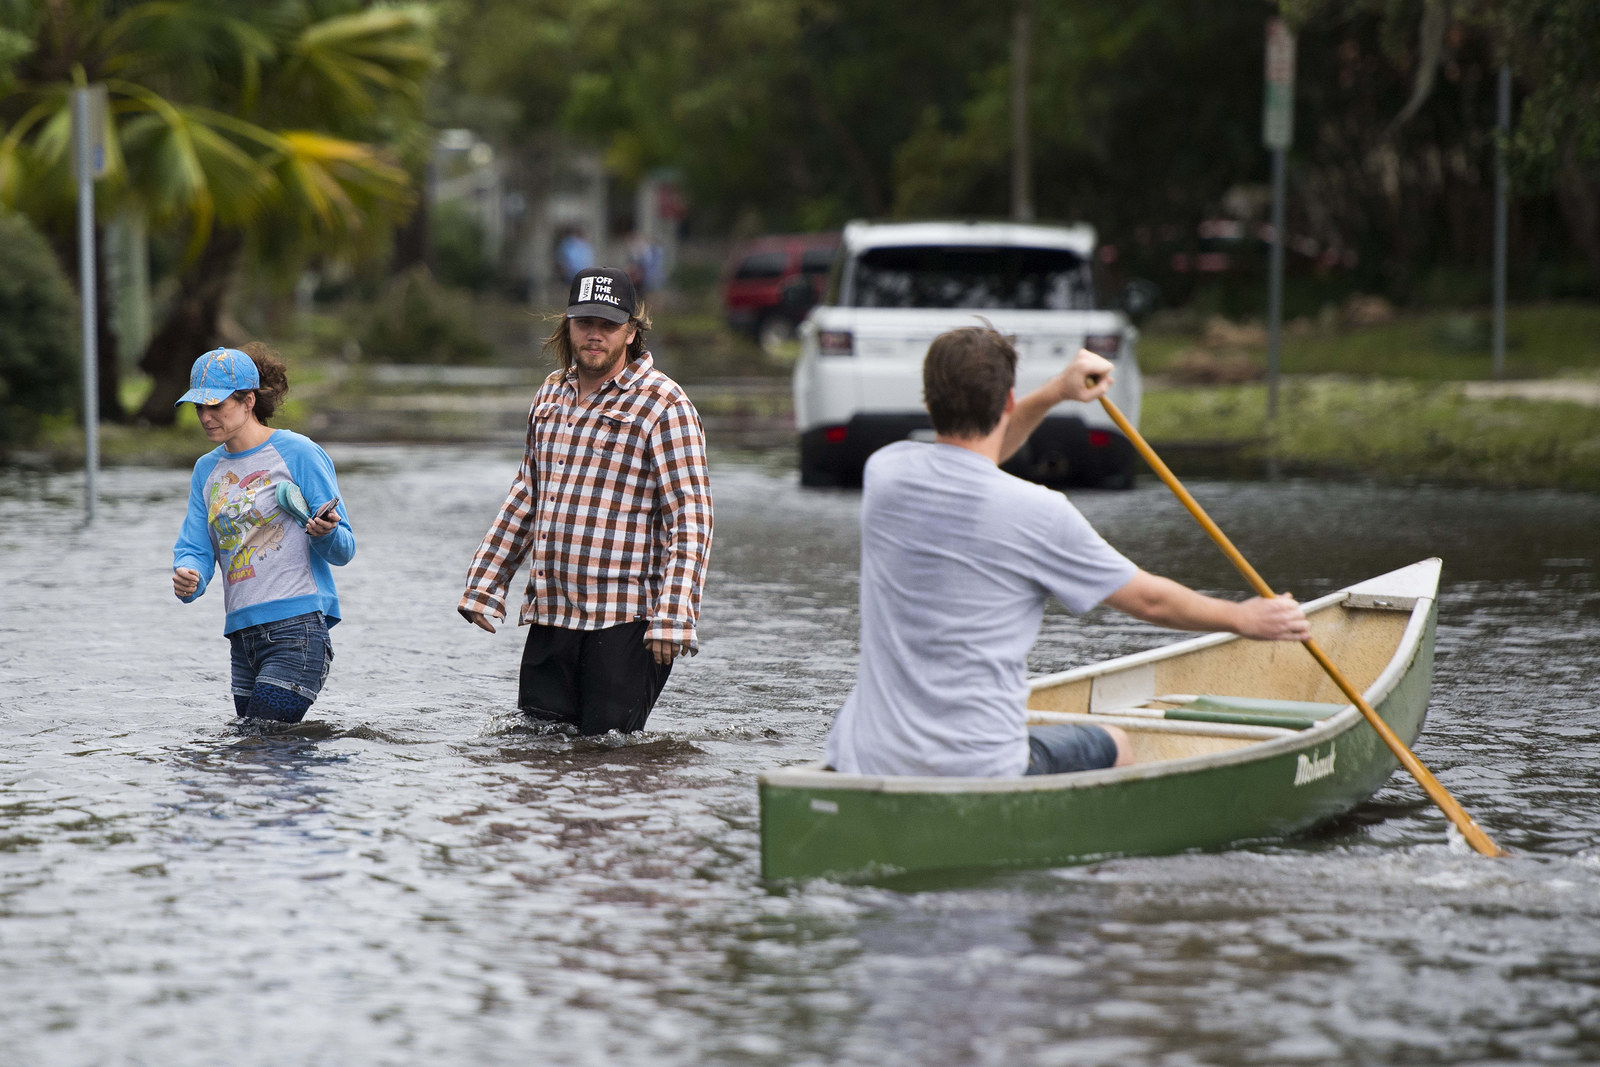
[102, 2, 277, 110]
[115, 88, 277, 257]
[277, 4, 437, 128]
[267, 128, 412, 236]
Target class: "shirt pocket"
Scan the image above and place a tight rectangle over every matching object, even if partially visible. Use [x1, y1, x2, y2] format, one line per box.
[532, 401, 570, 458]
[594, 410, 646, 461]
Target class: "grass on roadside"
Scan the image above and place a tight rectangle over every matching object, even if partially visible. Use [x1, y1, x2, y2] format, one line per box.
[1144, 377, 1600, 492]
[1138, 301, 1600, 381]
[30, 377, 322, 469]
[28, 412, 203, 468]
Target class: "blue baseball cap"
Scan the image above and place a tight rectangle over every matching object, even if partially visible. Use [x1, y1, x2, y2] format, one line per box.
[176, 348, 259, 406]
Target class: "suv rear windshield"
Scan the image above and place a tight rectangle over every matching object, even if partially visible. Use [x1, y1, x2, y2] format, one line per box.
[846, 246, 1094, 310]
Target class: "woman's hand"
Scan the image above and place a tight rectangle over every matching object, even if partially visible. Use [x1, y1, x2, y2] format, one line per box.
[173, 567, 200, 598]
[305, 500, 340, 538]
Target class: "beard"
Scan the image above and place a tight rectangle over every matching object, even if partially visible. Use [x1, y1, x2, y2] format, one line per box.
[574, 342, 626, 379]
[569, 323, 634, 381]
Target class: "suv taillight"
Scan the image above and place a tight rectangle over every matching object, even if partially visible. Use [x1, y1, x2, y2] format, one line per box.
[1083, 333, 1122, 359]
[818, 329, 854, 356]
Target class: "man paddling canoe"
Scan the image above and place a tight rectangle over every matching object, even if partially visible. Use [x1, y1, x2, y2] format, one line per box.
[824, 325, 1310, 778]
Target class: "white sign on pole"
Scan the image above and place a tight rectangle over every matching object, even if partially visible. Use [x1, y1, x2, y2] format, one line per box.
[1263, 19, 1296, 150]
[72, 84, 109, 181]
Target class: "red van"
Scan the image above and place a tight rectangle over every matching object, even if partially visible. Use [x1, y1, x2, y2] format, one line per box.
[721, 233, 839, 351]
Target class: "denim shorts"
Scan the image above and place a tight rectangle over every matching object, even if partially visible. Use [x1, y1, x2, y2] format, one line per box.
[228, 611, 333, 704]
[1025, 724, 1118, 775]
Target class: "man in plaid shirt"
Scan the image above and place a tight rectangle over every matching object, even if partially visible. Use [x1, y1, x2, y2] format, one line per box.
[459, 266, 713, 734]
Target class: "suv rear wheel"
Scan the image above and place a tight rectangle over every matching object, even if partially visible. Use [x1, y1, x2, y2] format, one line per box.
[798, 435, 859, 487]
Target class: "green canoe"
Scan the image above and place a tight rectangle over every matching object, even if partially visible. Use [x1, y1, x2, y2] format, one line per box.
[759, 558, 1443, 881]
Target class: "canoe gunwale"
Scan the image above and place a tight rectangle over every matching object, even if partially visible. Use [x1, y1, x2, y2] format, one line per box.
[760, 559, 1441, 797]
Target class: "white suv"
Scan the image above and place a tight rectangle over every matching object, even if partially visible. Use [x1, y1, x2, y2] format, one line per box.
[793, 220, 1142, 488]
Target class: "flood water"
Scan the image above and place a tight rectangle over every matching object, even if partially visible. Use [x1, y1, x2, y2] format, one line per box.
[3, 445, 1599, 1065]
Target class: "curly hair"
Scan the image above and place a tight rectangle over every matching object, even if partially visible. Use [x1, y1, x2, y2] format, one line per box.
[231, 341, 290, 424]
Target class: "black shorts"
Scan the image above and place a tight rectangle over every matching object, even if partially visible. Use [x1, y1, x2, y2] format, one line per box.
[517, 619, 672, 736]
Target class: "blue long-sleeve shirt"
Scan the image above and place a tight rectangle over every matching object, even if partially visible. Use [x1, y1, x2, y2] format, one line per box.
[173, 429, 355, 634]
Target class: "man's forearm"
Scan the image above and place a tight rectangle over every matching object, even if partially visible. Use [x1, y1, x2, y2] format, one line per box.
[1104, 570, 1310, 641]
[999, 349, 1114, 462]
[1104, 571, 1244, 633]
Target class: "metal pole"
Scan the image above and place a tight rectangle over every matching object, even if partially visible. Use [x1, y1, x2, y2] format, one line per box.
[1010, 0, 1035, 222]
[1267, 146, 1286, 421]
[75, 87, 99, 524]
[1491, 64, 1510, 380]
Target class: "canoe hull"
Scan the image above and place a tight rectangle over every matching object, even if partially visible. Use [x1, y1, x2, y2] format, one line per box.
[759, 561, 1439, 882]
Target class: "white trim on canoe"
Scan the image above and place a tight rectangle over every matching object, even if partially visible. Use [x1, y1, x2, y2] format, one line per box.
[761, 559, 1441, 796]
[1032, 558, 1441, 694]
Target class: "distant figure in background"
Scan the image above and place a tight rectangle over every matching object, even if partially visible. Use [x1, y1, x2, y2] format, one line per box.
[556, 227, 594, 285]
[459, 267, 714, 735]
[626, 231, 665, 297]
[170, 344, 356, 723]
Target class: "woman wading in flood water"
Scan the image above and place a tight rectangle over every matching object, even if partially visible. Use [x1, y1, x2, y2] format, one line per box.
[170, 344, 355, 723]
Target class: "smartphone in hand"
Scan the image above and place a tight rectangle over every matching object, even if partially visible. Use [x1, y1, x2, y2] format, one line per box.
[314, 498, 341, 522]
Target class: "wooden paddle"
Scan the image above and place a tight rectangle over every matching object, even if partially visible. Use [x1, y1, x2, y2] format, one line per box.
[1095, 393, 1505, 857]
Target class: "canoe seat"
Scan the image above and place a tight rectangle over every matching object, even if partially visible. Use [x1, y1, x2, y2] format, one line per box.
[1132, 694, 1349, 731]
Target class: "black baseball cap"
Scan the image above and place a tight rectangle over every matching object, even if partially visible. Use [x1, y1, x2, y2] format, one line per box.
[566, 266, 638, 325]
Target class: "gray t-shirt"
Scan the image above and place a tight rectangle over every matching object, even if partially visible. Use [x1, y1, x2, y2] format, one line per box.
[825, 441, 1138, 777]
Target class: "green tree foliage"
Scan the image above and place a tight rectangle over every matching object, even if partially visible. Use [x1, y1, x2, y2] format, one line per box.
[1480, 1, 1600, 293]
[439, 0, 1595, 302]
[440, 0, 1306, 232]
[0, 211, 78, 448]
[893, 1, 1275, 232]
[433, 198, 493, 289]
[1282, 0, 1600, 177]
[1283, 0, 1600, 295]
[441, 0, 1012, 231]
[0, 0, 441, 422]
[361, 264, 492, 363]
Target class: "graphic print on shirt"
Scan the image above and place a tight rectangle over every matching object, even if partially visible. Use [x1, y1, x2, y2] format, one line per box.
[207, 468, 287, 584]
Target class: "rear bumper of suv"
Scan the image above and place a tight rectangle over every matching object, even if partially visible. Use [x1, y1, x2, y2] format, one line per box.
[799, 414, 1136, 489]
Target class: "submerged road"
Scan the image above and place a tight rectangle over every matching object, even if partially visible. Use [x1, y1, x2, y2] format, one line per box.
[2, 447, 1599, 1065]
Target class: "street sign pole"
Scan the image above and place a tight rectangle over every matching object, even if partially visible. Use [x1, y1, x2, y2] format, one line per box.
[74, 86, 104, 523]
[1267, 146, 1286, 421]
[1262, 19, 1295, 422]
[1491, 64, 1510, 380]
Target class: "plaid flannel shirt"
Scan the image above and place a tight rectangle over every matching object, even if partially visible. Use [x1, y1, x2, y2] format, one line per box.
[459, 352, 713, 650]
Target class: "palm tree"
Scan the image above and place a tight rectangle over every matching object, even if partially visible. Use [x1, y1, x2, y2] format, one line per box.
[0, 0, 438, 423]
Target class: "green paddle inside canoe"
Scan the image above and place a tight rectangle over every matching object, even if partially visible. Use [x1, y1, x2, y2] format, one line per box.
[1161, 695, 1349, 731]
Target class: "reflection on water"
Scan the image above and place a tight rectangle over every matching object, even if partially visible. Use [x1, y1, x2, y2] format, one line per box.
[3, 446, 1599, 1064]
